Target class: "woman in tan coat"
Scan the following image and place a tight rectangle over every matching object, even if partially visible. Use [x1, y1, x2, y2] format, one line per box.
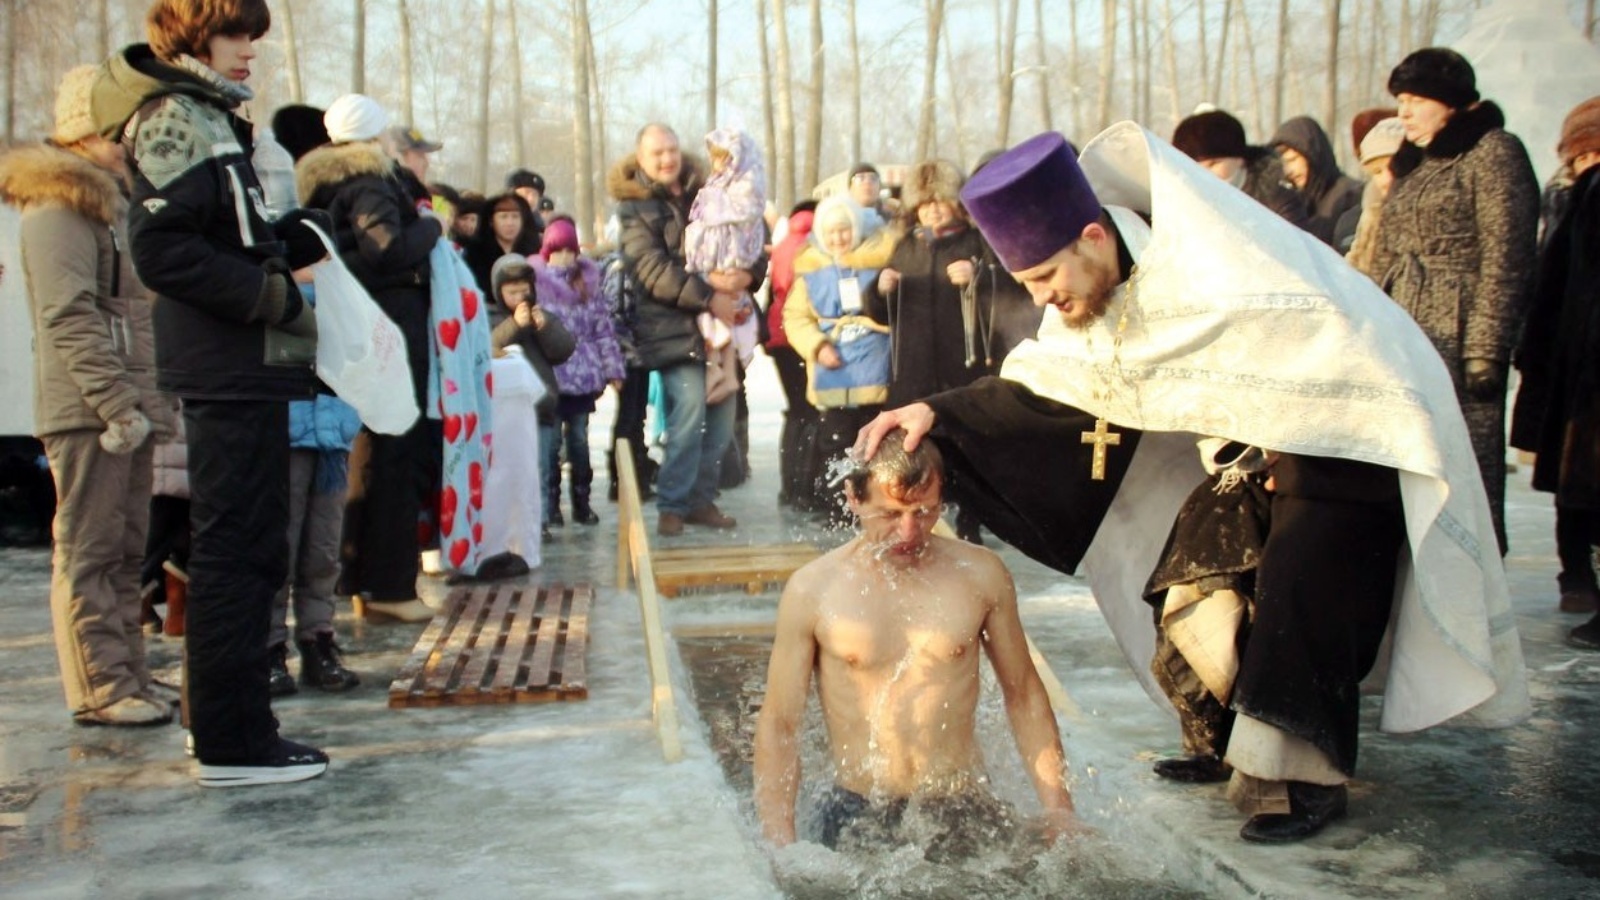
[0, 66, 179, 726]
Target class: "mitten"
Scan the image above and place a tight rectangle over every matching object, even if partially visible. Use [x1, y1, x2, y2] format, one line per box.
[100, 409, 152, 454]
[275, 208, 335, 269]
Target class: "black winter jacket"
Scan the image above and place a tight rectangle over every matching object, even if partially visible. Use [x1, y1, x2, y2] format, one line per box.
[96, 44, 318, 401]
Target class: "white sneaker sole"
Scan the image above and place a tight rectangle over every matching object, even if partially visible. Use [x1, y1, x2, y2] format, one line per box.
[196, 761, 328, 788]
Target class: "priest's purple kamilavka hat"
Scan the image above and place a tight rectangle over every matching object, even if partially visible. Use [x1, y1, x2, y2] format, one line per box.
[959, 132, 1101, 272]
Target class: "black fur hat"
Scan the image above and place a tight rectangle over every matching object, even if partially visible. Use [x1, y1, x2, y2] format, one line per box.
[270, 104, 329, 162]
[1171, 110, 1248, 161]
[1388, 48, 1478, 110]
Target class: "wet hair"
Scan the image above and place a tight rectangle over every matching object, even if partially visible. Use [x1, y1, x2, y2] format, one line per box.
[147, 0, 271, 62]
[843, 428, 944, 503]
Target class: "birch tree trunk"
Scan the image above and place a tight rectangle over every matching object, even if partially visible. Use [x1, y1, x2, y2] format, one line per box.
[1033, 0, 1053, 133]
[587, 20, 609, 215]
[771, 0, 797, 212]
[1323, 0, 1342, 140]
[1197, 0, 1209, 101]
[1162, 0, 1182, 125]
[1399, 0, 1412, 56]
[572, 0, 596, 242]
[3, 0, 14, 144]
[1273, 0, 1288, 127]
[804, 0, 823, 191]
[509, 0, 525, 166]
[1095, 0, 1117, 131]
[915, 0, 946, 161]
[1069, 0, 1082, 137]
[1140, 0, 1154, 123]
[941, 18, 966, 166]
[996, 0, 1020, 146]
[476, 0, 494, 191]
[398, 0, 414, 124]
[96, 0, 110, 60]
[1209, 0, 1232, 105]
[757, 0, 779, 185]
[1127, 0, 1141, 124]
[847, 0, 862, 163]
[282, 0, 304, 103]
[352, 0, 366, 93]
[1587, 0, 1595, 40]
[1419, 0, 1440, 47]
[1240, 0, 1264, 136]
[707, 0, 718, 135]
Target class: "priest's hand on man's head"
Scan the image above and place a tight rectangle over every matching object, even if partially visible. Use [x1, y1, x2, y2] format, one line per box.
[1463, 358, 1506, 401]
[854, 403, 936, 463]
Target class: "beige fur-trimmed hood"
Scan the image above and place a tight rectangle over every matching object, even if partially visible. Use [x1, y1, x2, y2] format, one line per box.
[0, 143, 124, 225]
[606, 152, 705, 203]
[294, 140, 394, 206]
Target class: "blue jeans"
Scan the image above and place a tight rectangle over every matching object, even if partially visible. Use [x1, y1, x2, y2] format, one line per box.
[541, 408, 594, 513]
[655, 359, 736, 516]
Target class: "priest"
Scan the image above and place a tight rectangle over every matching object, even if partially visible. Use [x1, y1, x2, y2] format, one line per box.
[856, 126, 1529, 844]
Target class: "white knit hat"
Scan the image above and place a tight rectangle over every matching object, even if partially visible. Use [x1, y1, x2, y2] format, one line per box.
[323, 94, 389, 144]
[1358, 117, 1406, 165]
[52, 65, 100, 144]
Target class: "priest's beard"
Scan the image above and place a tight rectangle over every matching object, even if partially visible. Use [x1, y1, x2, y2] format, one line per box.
[1058, 248, 1120, 331]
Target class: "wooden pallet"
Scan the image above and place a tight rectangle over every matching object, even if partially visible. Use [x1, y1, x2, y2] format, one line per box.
[387, 582, 591, 709]
[651, 543, 822, 597]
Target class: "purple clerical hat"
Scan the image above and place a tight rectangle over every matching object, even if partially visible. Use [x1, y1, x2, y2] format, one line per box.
[959, 132, 1100, 272]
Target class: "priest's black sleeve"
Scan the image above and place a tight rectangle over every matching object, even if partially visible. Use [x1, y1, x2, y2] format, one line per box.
[922, 376, 1142, 575]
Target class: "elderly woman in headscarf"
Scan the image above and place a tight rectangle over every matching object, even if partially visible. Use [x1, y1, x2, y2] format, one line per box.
[1367, 47, 1541, 555]
[781, 195, 897, 521]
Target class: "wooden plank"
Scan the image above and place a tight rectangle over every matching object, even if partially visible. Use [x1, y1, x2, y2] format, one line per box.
[453, 584, 515, 704]
[520, 584, 565, 699]
[386, 591, 464, 706]
[418, 586, 492, 704]
[492, 584, 542, 703]
[560, 584, 592, 692]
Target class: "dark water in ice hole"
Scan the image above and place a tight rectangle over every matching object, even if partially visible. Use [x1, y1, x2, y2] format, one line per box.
[676, 635, 1208, 900]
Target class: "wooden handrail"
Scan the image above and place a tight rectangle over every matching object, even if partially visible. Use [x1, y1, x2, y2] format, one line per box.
[615, 439, 684, 763]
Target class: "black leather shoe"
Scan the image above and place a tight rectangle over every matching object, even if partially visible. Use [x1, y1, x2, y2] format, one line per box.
[1568, 615, 1600, 650]
[268, 644, 298, 698]
[1239, 782, 1347, 843]
[1153, 754, 1232, 783]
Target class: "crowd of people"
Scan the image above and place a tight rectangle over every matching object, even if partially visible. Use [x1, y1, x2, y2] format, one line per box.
[3, 0, 1597, 865]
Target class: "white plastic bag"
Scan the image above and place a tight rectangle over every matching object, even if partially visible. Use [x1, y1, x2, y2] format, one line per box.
[303, 222, 419, 435]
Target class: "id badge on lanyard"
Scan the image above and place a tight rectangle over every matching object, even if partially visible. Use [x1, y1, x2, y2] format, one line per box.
[838, 276, 862, 314]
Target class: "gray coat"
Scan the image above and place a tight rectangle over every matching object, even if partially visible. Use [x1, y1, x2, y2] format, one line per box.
[1369, 101, 1539, 551]
[0, 144, 176, 440]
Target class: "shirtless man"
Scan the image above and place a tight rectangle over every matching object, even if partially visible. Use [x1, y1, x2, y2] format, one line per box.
[752, 429, 1075, 853]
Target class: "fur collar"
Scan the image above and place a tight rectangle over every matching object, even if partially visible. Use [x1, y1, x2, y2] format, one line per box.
[605, 153, 704, 203]
[0, 143, 123, 225]
[294, 141, 395, 206]
[1391, 101, 1506, 179]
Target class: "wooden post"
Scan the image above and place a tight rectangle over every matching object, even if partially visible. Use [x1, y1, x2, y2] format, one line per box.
[615, 439, 684, 763]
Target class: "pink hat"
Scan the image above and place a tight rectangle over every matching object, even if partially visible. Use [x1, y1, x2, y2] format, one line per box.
[539, 218, 579, 260]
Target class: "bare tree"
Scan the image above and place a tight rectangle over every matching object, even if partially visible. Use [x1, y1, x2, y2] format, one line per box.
[707, 0, 718, 134]
[941, 17, 966, 166]
[1068, 0, 1082, 137]
[1196, 0, 1209, 99]
[572, 0, 597, 241]
[586, 14, 608, 214]
[847, 0, 862, 163]
[1240, 0, 1265, 135]
[476, 0, 494, 191]
[803, 0, 823, 190]
[770, 0, 797, 211]
[508, 0, 526, 166]
[996, 0, 1019, 146]
[1324, 0, 1343, 140]
[352, 0, 366, 93]
[1209, 0, 1232, 104]
[756, 0, 778, 183]
[915, 0, 946, 161]
[1587, 0, 1595, 40]
[281, 0, 304, 103]
[398, 0, 414, 125]
[1033, 0, 1053, 133]
[1273, 0, 1289, 125]
[96, 0, 110, 60]
[1095, 0, 1117, 131]
[3, 0, 14, 144]
[1162, 0, 1181, 126]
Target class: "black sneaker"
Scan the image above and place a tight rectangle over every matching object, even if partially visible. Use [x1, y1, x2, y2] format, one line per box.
[268, 644, 298, 697]
[197, 737, 328, 788]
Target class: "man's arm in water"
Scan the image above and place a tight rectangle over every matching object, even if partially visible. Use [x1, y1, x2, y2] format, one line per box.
[753, 570, 822, 847]
[978, 557, 1077, 830]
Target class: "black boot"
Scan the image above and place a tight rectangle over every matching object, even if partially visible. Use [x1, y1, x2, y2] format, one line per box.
[1239, 782, 1348, 843]
[296, 633, 360, 693]
[571, 485, 600, 525]
[606, 451, 619, 502]
[1152, 754, 1232, 783]
[268, 643, 298, 697]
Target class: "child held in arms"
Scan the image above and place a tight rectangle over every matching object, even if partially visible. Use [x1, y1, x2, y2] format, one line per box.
[683, 126, 767, 405]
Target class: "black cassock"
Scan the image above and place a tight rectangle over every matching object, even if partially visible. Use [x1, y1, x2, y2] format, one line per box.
[926, 376, 1405, 776]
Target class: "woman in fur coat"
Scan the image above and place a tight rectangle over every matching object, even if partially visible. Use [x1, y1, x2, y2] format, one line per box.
[1368, 47, 1540, 554]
